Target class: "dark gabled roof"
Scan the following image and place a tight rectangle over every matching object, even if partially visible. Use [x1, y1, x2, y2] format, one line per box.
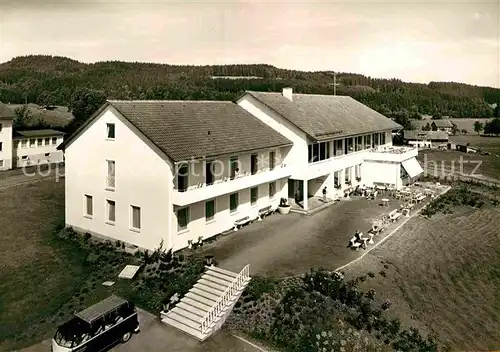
[432, 120, 454, 127]
[3, 103, 73, 127]
[244, 91, 402, 141]
[14, 129, 65, 137]
[60, 100, 293, 162]
[75, 295, 127, 324]
[0, 102, 15, 119]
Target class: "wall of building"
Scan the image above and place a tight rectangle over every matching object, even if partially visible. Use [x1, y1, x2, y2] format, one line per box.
[237, 95, 309, 176]
[13, 135, 64, 167]
[65, 107, 175, 251]
[362, 160, 401, 189]
[0, 119, 13, 170]
[170, 178, 288, 251]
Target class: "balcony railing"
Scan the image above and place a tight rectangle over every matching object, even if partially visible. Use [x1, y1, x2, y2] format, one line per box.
[173, 165, 291, 206]
[106, 176, 115, 189]
[200, 264, 250, 334]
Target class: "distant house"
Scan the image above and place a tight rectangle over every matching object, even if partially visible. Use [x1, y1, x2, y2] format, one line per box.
[0, 102, 64, 171]
[403, 130, 448, 148]
[431, 120, 454, 133]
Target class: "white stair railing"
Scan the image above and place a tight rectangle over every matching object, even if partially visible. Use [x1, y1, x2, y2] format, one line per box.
[200, 265, 250, 334]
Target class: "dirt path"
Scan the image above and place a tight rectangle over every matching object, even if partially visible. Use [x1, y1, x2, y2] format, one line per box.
[0, 165, 64, 190]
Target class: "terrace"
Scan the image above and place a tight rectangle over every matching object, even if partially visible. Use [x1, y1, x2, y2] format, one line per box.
[200, 181, 447, 277]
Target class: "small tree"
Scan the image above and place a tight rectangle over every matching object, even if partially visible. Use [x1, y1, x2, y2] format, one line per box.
[473, 121, 483, 135]
[461, 129, 467, 135]
[13, 105, 32, 129]
[422, 122, 431, 131]
[451, 124, 459, 135]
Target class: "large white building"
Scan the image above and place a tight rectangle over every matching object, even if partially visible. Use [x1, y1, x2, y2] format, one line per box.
[60, 89, 424, 252]
[237, 89, 423, 209]
[0, 103, 65, 171]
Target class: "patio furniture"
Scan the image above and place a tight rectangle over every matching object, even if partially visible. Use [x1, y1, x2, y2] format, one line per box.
[381, 198, 390, 207]
[233, 216, 251, 231]
[257, 205, 273, 221]
[370, 190, 378, 200]
[389, 209, 402, 222]
[348, 237, 362, 250]
[367, 233, 375, 244]
[402, 208, 410, 217]
[415, 193, 426, 202]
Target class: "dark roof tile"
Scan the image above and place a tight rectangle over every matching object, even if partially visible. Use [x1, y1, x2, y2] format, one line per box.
[245, 91, 402, 140]
[108, 100, 292, 162]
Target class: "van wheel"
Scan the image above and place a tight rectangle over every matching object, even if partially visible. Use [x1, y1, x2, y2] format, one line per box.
[121, 332, 132, 343]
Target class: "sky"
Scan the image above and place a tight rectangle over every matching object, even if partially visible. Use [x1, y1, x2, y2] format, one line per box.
[0, 0, 499, 88]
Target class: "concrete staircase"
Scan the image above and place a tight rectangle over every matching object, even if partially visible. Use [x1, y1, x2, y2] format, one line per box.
[160, 264, 251, 341]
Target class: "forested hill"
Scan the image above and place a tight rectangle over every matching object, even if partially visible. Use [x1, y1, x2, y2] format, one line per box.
[1, 55, 499, 120]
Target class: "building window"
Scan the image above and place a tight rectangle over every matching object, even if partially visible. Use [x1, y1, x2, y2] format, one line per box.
[269, 151, 275, 170]
[21, 140, 27, 148]
[380, 132, 386, 145]
[52, 137, 57, 145]
[0, 160, 3, 167]
[44, 137, 50, 145]
[106, 160, 115, 189]
[365, 135, 372, 149]
[107, 123, 115, 139]
[45, 153, 50, 157]
[334, 139, 343, 156]
[36, 138, 41, 146]
[345, 167, 352, 183]
[177, 207, 189, 231]
[355, 136, 363, 151]
[230, 156, 238, 179]
[84, 195, 93, 217]
[30, 139, 35, 148]
[177, 164, 189, 191]
[345, 138, 354, 154]
[14, 140, 19, 148]
[250, 187, 258, 206]
[131, 205, 141, 230]
[373, 133, 379, 147]
[250, 153, 258, 175]
[269, 182, 276, 198]
[309, 142, 330, 163]
[106, 200, 116, 223]
[229, 193, 239, 213]
[0, 142, 2, 151]
[0, 123, 2, 132]
[205, 160, 215, 185]
[21, 156, 28, 160]
[205, 200, 215, 222]
[355, 164, 362, 180]
[334, 171, 341, 187]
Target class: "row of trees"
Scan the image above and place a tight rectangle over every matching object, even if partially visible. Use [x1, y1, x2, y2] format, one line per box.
[1, 55, 499, 124]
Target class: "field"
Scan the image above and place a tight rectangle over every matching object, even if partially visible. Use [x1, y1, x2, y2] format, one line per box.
[344, 194, 500, 350]
[0, 179, 90, 351]
[418, 149, 500, 181]
[449, 134, 500, 154]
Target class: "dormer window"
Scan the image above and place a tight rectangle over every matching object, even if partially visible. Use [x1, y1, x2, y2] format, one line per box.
[107, 123, 115, 139]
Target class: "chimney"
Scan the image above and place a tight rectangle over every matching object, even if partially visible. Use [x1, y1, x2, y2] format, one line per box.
[282, 87, 293, 101]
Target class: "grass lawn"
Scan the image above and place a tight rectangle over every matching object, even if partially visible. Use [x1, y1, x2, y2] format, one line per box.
[449, 134, 500, 154]
[0, 179, 205, 351]
[0, 179, 89, 351]
[343, 185, 500, 350]
[418, 149, 500, 181]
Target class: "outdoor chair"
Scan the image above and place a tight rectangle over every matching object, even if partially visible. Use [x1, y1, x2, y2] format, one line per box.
[389, 209, 402, 222]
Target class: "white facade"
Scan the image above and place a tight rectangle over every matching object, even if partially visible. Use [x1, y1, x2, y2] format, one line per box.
[13, 134, 64, 167]
[64, 106, 292, 252]
[0, 125, 64, 170]
[0, 119, 13, 171]
[237, 91, 423, 209]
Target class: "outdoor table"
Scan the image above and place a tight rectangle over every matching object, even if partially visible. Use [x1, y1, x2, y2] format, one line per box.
[381, 198, 389, 207]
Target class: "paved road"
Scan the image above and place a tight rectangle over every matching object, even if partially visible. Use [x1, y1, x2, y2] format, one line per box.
[0, 165, 65, 190]
[19, 309, 265, 352]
